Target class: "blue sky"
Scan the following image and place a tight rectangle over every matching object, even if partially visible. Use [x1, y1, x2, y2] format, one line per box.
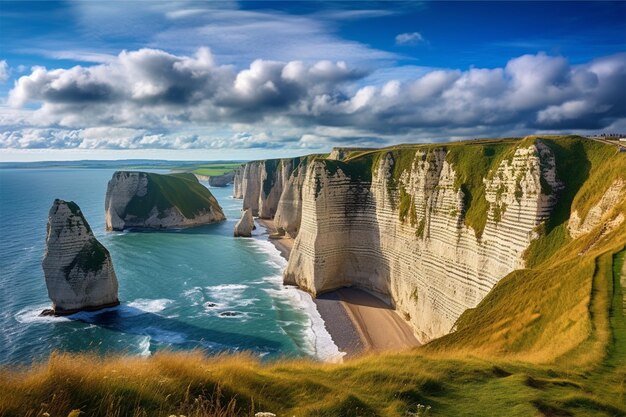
[0, 1, 625, 161]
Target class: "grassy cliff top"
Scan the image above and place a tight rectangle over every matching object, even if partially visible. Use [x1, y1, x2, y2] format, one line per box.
[182, 163, 243, 177]
[122, 172, 223, 219]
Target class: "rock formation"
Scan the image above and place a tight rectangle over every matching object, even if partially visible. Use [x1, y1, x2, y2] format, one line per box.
[208, 170, 237, 187]
[234, 137, 579, 343]
[234, 209, 255, 237]
[105, 171, 225, 231]
[42, 199, 119, 315]
[233, 167, 244, 198]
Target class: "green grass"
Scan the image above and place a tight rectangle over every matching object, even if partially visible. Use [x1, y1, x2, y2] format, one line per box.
[124, 172, 222, 220]
[64, 238, 109, 275]
[525, 136, 626, 267]
[445, 142, 517, 238]
[180, 163, 242, 177]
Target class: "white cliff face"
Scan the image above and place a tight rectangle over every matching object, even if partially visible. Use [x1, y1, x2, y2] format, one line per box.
[234, 158, 302, 220]
[105, 171, 225, 231]
[568, 178, 625, 239]
[275, 160, 309, 237]
[234, 209, 255, 237]
[258, 160, 285, 219]
[233, 167, 244, 198]
[241, 162, 263, 216]
[42, 199, 119, 314]
[284, 141, 563, 343]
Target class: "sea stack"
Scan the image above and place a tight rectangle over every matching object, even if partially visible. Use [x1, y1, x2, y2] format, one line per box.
[42, 199, 119, 315]
[234, 209, 255, 237]
[105, 171, 226, 231]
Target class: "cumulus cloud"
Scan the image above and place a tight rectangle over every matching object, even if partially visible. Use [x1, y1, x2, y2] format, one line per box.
[0, 60, 9, 83]
[3, 48, 625, 150]
[395, 32, 425, 45]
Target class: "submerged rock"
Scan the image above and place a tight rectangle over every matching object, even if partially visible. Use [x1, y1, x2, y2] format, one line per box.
[105, 171, 226, 231]
[42, 199, 119, 315]
[219, 311, 241, 317]
[234, 209, 255, 237]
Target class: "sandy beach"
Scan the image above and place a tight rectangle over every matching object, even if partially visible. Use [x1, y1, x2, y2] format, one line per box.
[257, 218, 419, 357]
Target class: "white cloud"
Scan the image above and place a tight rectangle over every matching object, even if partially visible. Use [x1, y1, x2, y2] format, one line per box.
[3, 49, 625, 150]
[395, 32, 425, 45]
[0, 60, 9, 83]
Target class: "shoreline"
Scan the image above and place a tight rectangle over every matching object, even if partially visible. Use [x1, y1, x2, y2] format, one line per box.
[256, 218, 419, 358]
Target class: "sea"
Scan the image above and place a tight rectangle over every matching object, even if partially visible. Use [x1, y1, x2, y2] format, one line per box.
[0, 168, 342, 365]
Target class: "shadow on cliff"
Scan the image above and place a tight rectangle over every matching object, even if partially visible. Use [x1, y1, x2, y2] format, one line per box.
[541, 139, 592, 234]
[64, 305, 283, 356]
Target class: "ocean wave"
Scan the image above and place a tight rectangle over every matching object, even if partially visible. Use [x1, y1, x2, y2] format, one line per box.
[14, 304, 71, 324]
[251, 239, 344, 363]
[251, 238, 288, 271]
[138, 336, 151, 357]
[126, 298, 173, 314]
[144, 326, 187, 344]
[182, 286, 205, 306]
[205, 284, 249, 304]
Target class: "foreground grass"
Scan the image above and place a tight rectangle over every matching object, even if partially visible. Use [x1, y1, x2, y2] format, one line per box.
[2, 346, 624, 417]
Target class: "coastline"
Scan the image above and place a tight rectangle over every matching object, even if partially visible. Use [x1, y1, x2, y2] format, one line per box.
[256, 218, 419, 358]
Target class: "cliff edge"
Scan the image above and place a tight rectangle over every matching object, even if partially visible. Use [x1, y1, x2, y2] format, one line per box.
[42, 199, 119, 315]
[105, 171, 225, 231]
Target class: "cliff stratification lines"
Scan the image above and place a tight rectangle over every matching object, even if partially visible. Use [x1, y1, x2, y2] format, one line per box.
[235, 138, 586, 343]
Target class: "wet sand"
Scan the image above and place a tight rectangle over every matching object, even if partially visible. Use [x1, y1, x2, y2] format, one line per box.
[257, 218, 419, 357]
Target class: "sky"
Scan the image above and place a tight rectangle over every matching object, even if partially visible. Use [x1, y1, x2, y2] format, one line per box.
[0, 1, 625, 161]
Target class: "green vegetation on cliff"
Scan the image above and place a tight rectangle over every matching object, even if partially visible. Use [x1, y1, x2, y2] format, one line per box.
[445, 142, 517, 238]
[180, 163, 242, 177]
[124, 172, 222, 219]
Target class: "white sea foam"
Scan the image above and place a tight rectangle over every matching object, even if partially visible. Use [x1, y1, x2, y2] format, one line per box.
[14, 304, 71, 324]
[182, 286, 205, 306]
[127, 298, 173, 314]
[205, 284, 248, 305]
[251, 236, 345, 363]
[144, 327, 186, 344]
[138, 336, 151, 357]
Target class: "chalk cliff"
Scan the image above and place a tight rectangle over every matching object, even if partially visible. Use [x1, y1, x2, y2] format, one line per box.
[235, 158, 304, 218]
[42, 199, 119, 315]
[105, 171, 225, 231]
[235, 137, 625, 344]
[234, 209, 255, 237]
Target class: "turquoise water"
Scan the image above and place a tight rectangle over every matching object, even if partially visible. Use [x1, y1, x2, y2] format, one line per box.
[0, 168, 339, 364]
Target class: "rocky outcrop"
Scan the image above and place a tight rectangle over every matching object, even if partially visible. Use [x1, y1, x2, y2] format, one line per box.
[42, 199, 119, 315]
[240, 162, 263, 216]
[233, 167, 244, 198]
[208, 170, 237, 187]
[283, 139, 563, 343]
[568, 179, 625, 238]
[105, 171, 225, 231]
[327, 147, 373, 161]
[233, 158, 304, 219]
[234, 209, 255, 237]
